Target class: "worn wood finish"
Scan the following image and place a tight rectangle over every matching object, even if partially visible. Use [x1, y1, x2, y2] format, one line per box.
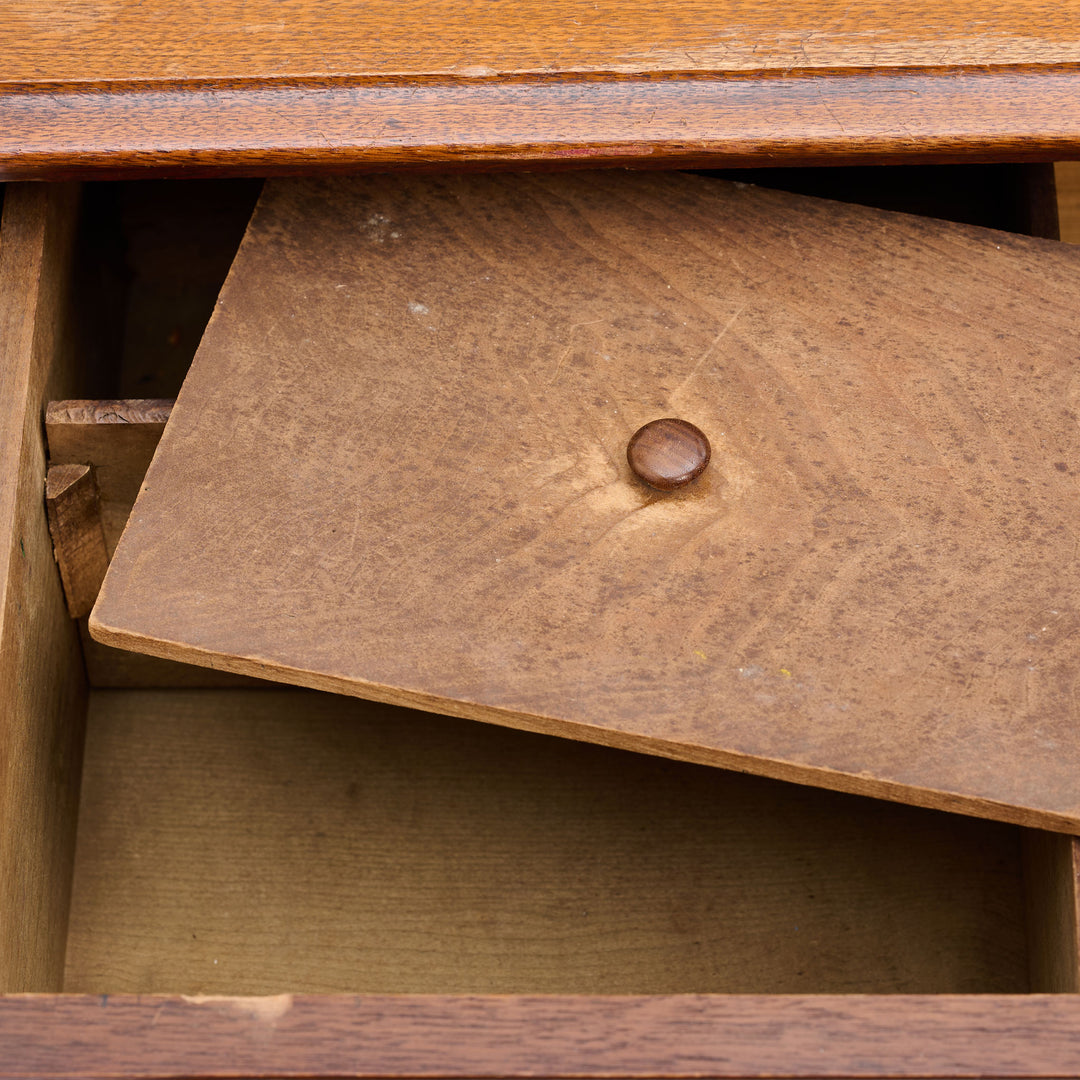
[92, 173, 1080, 831]
[64, 688, 1025, 995]
[4, 70, 1080, 181]
[1024, 832, 1080, 992]
[46, 399, 171, 556]
[44, 464, 108, 619]
[16, 993, 1080, 1079]
[0, 184, 88, 991]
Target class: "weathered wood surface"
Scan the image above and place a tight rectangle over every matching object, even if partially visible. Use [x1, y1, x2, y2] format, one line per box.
[91, 172, 1080, 831]
[2, 1, 1080, 177]
[46, 399, 171, 556]
[11, 994, 1080, 1079]
[64, 688, 1026, 996]
[0, 184, 88, 991]
[44, 463, 108, 618]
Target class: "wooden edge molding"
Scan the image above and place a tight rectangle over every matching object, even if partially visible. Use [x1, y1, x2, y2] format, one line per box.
[2, 68, 1079, 180]
[6, 993, 1080, 1078]
[44, 464, 108, 620]
[45, 399, 175, 427]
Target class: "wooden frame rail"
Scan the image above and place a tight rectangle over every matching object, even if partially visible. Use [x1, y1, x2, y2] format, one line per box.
[4, 0, 1080, 178]
[4, 69, 1080, 180]
[7, 994, 1080, 1078]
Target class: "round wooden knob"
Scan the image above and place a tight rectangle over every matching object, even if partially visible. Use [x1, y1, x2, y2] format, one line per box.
[627, 418, 711, 491]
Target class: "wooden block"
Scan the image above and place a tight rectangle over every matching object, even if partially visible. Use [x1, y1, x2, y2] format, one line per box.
[1, 1, 1080, 178]
[45, 464, 108, 619]
[0, 183, 88, 991]
[45, 398, 262, 686]
[46, 399, 171, 557]
[92, 172, 1080, 832]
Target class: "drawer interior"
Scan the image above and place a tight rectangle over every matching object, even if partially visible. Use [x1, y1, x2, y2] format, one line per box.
[65, 687, 1028, 996]
[3, 167, 1079, 998]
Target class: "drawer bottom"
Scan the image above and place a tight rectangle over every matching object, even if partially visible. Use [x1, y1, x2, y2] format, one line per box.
[63, 688, 1029, 995]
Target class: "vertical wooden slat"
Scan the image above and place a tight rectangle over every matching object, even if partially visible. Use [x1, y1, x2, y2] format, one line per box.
[1024, 832, 1080, 992]
[1056, 162, 1080, 243]
[0, 183, 88, 991]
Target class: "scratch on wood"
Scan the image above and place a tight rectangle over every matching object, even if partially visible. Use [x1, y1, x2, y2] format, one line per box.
[180, 994, 295, 1024]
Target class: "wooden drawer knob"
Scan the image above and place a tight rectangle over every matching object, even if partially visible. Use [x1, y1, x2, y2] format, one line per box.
[626, 418, 711, 491]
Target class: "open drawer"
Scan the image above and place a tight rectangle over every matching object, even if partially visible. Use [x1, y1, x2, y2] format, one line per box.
[5, 173, 1080, 1077]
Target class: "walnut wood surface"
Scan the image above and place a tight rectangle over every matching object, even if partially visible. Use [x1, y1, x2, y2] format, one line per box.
[12, 993, 1080, 1079]
[64, 688, 1026, 996]
[3, 70, 1080, 181]
[2, 1, 1080, 177]
[91, 172, 1080, 831]
[44, 464, 108, 619]
[0, 185, 88, 991]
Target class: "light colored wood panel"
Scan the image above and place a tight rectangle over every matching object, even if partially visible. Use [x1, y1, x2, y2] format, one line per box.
[64, 688, 1027, 996]
[92, 173, 1080, 832]
[45, 464, 109, 618]
[46, 399, 171, 557]
[0, 184, 88, 990]
[1057, 162, 1080, 243]
[1024, 831, 1080, 992]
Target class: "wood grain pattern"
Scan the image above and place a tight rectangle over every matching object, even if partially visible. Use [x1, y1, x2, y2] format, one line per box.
[91, 173, 1080, 832]
[63, 688, 1026, 996]
[46, 399, 171, 556]
[0, 184, 88, 991]
[44, 464, 108, 619]
[6, 0, 1080, 81]
[3, 70, 1080, 181]
[14, 993, 1080, 1079]
[1024, 832, 1080, 992]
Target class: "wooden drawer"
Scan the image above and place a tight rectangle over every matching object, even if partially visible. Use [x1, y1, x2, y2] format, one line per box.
[5, 172, 1080, 1076]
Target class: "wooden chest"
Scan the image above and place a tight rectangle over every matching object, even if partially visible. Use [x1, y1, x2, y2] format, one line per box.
[6, 0, 1080, 1069]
